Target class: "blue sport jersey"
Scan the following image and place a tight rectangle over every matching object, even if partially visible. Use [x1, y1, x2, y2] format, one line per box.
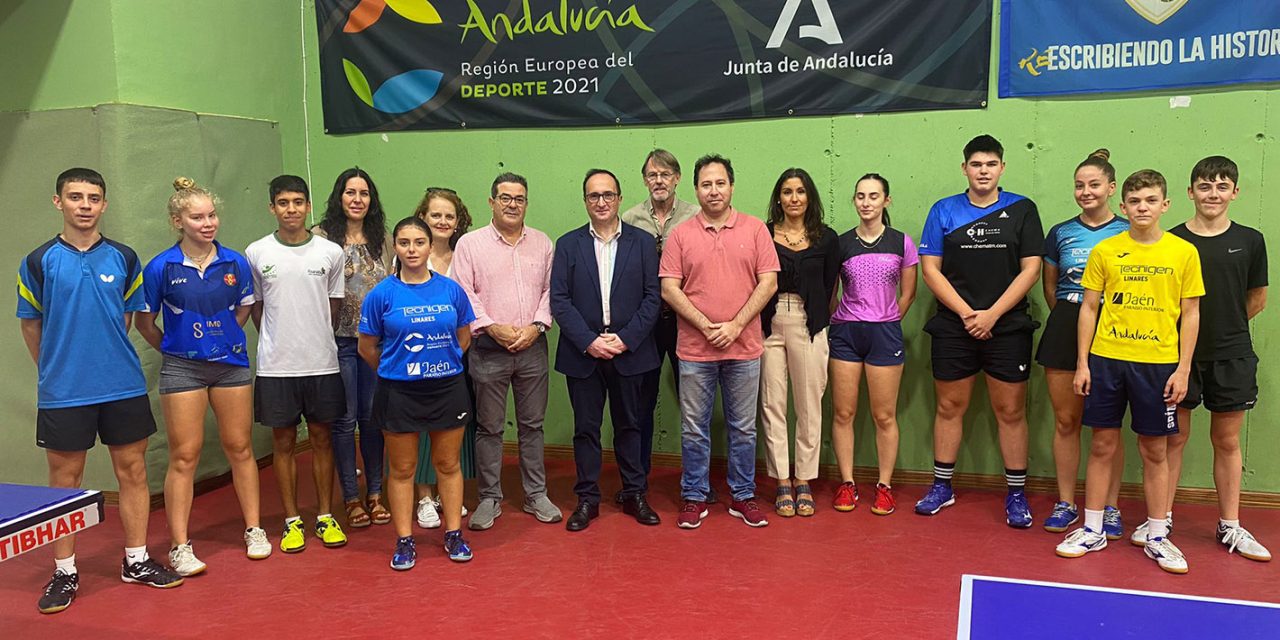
[358, 274, 475, 381]
[1043, 216, 1129, 303]
[142, 242, 255, 366]
[918, 189, 1044, 317]
[16, 236, 147, 408]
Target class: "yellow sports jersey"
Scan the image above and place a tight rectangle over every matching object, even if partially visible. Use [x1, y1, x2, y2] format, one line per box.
[1081, 232, 1204, 364]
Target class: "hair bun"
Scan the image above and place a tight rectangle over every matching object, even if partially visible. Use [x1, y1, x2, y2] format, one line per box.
[173, 176, 197, 191]
[1089, 149, 1111, 161]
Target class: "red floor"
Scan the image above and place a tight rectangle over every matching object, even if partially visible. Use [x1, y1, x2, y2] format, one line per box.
[2, 455, 1278, 639]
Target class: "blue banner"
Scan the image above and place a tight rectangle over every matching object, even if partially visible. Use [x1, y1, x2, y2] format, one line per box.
[1000, 0, 1280, 97]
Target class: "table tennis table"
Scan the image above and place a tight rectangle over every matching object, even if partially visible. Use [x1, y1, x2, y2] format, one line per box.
[0, 483, 103, 562]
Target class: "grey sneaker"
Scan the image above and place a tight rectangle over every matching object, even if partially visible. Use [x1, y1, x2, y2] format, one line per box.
[468, 498, 502, 531]
[523, 495, 563, 523]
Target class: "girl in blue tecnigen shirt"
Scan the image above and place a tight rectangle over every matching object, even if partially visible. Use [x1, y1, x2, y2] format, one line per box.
[358, 216, 475, 571]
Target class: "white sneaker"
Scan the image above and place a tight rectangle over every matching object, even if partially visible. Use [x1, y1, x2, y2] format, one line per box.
[1144, 537, 1189, 574]
[1218, 525, 1272, 562]
[417, 496, 441, 529]
[244, 527, 271, 560]
[1055, 527, 1108, 558]
[1129, 517, 1173, 547]
[433, 496, 469, 518]
[168, 542, 207, 576]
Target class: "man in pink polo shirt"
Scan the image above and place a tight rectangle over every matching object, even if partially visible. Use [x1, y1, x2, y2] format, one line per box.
[452, 172, 562, 530]
[659, 154, 780, 529]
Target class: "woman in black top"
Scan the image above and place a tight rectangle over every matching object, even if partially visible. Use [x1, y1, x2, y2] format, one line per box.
[760, 168, 841, 517]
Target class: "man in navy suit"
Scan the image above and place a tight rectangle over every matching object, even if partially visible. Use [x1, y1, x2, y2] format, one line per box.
[551, 168, 662, 531]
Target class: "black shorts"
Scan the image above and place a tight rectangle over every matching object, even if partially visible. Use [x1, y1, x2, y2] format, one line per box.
[1082, 354, 1179, 437]
[927, 317, 1035, 382]
[829, 321, 906, 366]
[1180, 357, 1259, 413]
[1035, 301, 1080, 371]
[254, 374, 346, 428]
[373, 374, 471, 433]
[36, 394, 157, 451]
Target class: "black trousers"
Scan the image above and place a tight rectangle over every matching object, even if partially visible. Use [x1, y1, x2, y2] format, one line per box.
[567, 360, 649, 504]
[638, 307, 679, 476]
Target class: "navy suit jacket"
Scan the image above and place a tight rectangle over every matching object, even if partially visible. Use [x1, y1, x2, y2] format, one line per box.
[550, 222, 661, 379]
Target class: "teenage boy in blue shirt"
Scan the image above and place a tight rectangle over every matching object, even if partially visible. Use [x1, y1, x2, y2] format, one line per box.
[18, 168, 184, 614]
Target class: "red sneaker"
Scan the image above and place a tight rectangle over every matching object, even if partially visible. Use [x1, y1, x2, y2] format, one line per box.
[871, 483, 896, 515]
[677, 501, 708, 529]
[728, 499, 769, 527]
[833, 481, 859, 512]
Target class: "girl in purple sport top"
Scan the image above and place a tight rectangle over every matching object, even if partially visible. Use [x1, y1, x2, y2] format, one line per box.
[828, 174, 919, 516]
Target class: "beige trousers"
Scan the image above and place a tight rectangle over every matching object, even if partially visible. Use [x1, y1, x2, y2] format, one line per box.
[759, 293, 829, 481]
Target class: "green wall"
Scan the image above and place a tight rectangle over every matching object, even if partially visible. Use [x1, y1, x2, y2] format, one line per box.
[294, 1, 1280, 492]
[1, 1, 1278, 494]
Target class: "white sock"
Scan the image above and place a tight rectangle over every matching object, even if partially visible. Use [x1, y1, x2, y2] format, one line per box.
[1220, 518, 1240, 530]
[124, 546, 148, 566]
[285, 516, 302, 526]
[54, 555, 77, 576]
[1147, 518, 1169, 540]
[316, 513, 332, 522]
[1084, 509, 1104, 533]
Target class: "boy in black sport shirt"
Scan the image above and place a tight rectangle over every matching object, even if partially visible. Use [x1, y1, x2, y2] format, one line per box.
[914, 135, 1045, 527]
[1159, 156, 1270, 562]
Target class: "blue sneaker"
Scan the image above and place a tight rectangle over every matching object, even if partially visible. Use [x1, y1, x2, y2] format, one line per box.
[444, 529, 472, 563]
[1005, 490, 1032, 528]
[1102, 505, 1123, 540]
[1042, 501, 1078, 532]
[391, 536, 416, 571]
[914, 482, 955, 516]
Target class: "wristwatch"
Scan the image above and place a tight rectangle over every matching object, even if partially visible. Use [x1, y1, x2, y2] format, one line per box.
[532, 321, 548, 334]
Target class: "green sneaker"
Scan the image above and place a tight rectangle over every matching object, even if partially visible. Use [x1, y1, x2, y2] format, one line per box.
[280, 519, 306, 553]
[316, 515, 347, 548]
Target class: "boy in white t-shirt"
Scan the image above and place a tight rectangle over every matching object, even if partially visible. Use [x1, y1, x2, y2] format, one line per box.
[246, 175, 348, 553]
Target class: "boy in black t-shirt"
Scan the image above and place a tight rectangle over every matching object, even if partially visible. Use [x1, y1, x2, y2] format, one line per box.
[914, 135, 1045, 527]
[1160, 156, 1270, 562]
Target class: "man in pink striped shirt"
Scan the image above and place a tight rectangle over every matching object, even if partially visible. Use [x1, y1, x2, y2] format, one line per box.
[452, 172, 561, 530]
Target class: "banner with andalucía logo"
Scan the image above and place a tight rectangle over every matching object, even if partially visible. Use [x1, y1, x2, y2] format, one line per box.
[1000, 0, 1280, 98]
[315, 0, 992, 133]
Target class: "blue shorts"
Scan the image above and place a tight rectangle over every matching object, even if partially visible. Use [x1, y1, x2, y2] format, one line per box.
[1082, 354, 1179, 437]
[829, 321, 905, 366]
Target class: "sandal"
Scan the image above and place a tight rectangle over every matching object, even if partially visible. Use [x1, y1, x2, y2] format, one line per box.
[345, 499, 371, 528]
[775, 484, 796, 518]
[795, 483, 816, 517]
[367, 495, 391, 526]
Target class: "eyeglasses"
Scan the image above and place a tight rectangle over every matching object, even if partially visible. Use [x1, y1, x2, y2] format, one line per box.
[644, 171, 675, 182]
[585, 192, 619, 204]
[426, 186, 456, 194]
[495, 194, 528, 206]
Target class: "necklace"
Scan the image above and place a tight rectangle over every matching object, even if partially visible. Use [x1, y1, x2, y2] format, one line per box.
[778, 228, 807, 248]
[856, 231, 885, 249]
[183, 244, 214, 266]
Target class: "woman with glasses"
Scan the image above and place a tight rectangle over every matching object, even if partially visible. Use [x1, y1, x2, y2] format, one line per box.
[759, 168, 841, 517]
[410, 187, 480, 529]
[313, 168, 393, 530]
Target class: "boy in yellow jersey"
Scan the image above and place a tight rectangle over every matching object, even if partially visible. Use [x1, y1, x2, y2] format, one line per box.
[1054, 170, 1204, 574]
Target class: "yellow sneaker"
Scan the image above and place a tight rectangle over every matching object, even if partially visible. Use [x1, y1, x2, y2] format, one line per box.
[316, 515, 347, 548]
[280, 519, 306, 554]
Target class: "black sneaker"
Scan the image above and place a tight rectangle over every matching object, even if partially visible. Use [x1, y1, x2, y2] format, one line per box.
[38, 570, 78, 614]
[121, 557, 185, 588]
